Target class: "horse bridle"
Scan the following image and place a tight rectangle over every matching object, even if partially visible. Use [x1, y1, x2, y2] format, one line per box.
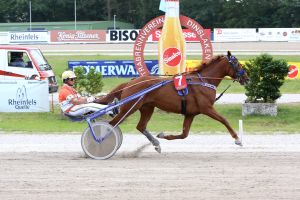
[226, 55, 245, 81]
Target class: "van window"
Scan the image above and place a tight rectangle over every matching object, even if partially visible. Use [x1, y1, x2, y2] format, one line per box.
[8, 51, 32, 68]
[29, 49, 52, 71]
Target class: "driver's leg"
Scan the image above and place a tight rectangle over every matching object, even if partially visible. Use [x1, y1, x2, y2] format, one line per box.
[69, 103, 113, 116]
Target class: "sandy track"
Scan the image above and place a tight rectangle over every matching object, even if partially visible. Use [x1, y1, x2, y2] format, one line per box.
[1, 134, 300, 199]
[0, 152, 299, 200]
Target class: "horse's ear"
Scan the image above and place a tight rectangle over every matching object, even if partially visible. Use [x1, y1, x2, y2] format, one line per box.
[227, 51, 231, 58]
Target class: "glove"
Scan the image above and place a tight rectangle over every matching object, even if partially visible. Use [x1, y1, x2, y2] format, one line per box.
[86, 96, 95, 103]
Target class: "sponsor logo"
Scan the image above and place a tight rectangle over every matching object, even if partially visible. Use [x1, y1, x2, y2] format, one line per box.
[288, 65, 298, 79]
[9, 32, 48, 43]
[57, 31, 99, 41]
[8, 85, 37, 110]
[10, 33, 39, 40]
[163, 48, 182, 67]
[50, 30, 106, 42]
[152, 29, 210, 41]
[150, 64, 159, 75]
[109, 30, 139, 42]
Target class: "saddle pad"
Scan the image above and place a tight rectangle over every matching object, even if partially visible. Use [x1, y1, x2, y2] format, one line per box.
[173, 75, 187, 90]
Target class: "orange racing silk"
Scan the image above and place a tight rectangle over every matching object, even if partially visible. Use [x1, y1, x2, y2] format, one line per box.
[58, 84, 81, 112]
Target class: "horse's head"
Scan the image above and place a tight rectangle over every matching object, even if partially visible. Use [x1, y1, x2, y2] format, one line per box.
[225, 51, 248, 85]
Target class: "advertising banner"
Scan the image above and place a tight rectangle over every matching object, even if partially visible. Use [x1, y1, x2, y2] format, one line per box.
[68, 60, 159, 77]
[214, 28, 258, 42]
[152, 29, 211, 42]
[9, 31, 49, 43]
[258, 28, 289, 41]
[50, 30, 106, 43]
[258, 28, 300, 41]
[0, 32, 9, 44]
[0, 80, 49, 112]
[289, 28, 300, 41]
[186, 60, 300, 79]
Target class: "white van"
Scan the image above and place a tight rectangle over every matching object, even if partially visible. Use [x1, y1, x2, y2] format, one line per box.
[0, 45, 58, 93]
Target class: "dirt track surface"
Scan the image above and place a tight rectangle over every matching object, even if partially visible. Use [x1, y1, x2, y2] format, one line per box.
[1, 134, 300, 199]
[0, 152, 299, 200]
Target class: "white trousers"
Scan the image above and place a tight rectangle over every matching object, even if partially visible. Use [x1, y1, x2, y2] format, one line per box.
[67, 103, 113, 117]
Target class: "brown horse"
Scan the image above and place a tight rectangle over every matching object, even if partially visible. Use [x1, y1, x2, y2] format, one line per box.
[95, 51, 248, 153]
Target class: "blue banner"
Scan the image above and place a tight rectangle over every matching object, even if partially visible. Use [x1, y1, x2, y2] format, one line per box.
[68, 60, 159, 77]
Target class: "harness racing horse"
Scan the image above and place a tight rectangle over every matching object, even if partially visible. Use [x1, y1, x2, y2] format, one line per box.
[95, 51, 248, 153]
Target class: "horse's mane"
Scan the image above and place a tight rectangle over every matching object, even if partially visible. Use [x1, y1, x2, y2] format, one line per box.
[192, 55, 224, 73]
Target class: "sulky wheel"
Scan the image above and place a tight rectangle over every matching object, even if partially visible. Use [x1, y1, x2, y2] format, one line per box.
[100, 119, 123, 150]
[114, 125, 123, 150]
[81, 121, 120, 160]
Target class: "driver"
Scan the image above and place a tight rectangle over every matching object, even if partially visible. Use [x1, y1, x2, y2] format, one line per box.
[59, 70, 118, 117]
[10, 52, 26, 67]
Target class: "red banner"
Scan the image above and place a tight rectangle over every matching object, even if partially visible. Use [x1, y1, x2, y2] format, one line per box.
[152, 29, 211, 42]
[50, 30, 106, 42]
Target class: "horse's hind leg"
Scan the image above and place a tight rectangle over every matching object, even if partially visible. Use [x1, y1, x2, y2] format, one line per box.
[136, 105, 161, 153]
[204, 107, 242, 146]
[157, 115, 195, 140]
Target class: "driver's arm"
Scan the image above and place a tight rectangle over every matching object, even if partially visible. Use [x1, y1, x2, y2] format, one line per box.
[69, 96, 95, 105]
[69, 96, 88, 105]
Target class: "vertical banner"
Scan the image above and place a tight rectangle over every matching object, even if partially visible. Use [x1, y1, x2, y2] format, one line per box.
[0, 80, 49, 112]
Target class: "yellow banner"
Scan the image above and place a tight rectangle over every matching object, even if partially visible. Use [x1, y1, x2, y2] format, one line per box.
[186, 60, 300, 79]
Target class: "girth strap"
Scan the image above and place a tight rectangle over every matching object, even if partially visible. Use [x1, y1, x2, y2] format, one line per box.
[181, 96, 187, 115]
[177, 88, 188, 115]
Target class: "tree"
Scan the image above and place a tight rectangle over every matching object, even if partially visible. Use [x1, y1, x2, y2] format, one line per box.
[244, 54, 289, 103]
[74, 67, 104, 96]
[0, 0, 299, 28]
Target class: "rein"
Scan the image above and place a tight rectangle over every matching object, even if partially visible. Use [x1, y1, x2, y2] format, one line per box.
[97, 55, 241, 102]
[215, 83, 233, 102]
[96, 74, 237, 102]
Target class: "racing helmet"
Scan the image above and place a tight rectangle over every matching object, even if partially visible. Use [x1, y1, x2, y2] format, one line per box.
[62, 70, 77, 82]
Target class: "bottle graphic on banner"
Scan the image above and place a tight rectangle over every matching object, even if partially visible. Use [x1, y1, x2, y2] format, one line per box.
[158, 0, 186, 75]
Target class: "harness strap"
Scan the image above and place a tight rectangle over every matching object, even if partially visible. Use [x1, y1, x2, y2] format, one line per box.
[188, 82, 216, 90]
[197, 73, 205, 82]
[187, 73, 217, 91]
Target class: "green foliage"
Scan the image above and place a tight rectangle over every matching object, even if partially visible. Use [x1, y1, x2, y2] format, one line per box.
[1, 104, 300, 133]
[0, 0, 300, 28]
[244, 54, 289, 103]
[73, 67, 103, 95]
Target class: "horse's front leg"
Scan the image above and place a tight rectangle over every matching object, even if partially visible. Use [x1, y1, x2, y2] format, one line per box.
[204, 107, 242, 146]
[157, 115, 195, 140]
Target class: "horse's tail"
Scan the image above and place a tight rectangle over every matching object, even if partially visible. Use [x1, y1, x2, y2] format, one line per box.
[95, 82, 128, 104]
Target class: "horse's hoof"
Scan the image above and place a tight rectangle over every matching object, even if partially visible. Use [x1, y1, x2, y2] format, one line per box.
[155, 145, 161, 153]
[235, 139, 243, 146]
[157, 133, 164, 138]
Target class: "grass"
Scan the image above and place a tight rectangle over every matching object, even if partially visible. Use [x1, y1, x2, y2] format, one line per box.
[1, 54, 298, 134]
[0, 104, 299, 134]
